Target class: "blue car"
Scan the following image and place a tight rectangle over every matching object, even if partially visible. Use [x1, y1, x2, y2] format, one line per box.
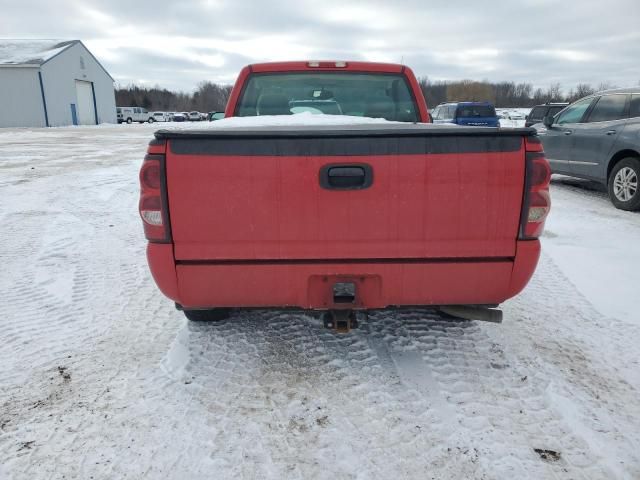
[431, 102, 500, 127]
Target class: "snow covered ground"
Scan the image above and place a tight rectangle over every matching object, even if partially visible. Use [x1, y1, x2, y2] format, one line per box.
[1, 123, 639, 480]
[498, 108, 531, 128]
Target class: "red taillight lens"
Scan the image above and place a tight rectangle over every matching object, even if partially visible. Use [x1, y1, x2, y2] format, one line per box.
[141, 163, 161, 190]
[529, 155, 551, 187]
[519, 148, 551, 240]
[139, 148, 170, 243]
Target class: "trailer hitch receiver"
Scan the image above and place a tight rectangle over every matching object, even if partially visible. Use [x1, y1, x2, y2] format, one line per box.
[323, 310, 359, 333]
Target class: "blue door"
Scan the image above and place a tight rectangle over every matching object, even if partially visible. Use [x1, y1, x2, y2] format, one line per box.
[70, 104, 78, 125]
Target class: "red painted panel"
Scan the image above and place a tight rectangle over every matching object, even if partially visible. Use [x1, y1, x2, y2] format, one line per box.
[508, 240, 541, 298]
[146, 243, 178, 301]
[175, 260, 515, 309]
[166, 150, 525, 261]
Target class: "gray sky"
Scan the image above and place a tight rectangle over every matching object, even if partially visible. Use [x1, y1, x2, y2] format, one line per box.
[2, 0, 639, 93]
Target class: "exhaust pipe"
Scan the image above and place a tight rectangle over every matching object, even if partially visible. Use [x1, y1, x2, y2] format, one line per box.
[438, 305, 503, 323]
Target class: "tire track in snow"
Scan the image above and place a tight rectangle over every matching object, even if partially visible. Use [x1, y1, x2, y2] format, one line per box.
[1, 125, 639, 479]
[364, 311, 608, 480]
[499, 253, 640, 479]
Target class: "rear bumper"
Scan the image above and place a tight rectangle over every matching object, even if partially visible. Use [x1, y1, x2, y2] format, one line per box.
[146, 241, 540, 309]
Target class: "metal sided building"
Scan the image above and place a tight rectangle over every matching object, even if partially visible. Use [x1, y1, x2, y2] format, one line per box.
[0, 39, 117, 127]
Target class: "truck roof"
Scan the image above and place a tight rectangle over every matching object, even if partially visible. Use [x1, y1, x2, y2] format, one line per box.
[247, 61, 405, 74]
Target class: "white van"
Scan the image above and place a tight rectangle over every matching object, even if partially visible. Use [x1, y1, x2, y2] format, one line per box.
[117, 107, 154, 124]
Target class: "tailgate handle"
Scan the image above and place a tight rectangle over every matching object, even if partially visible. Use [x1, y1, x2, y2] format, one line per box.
[320, 164, 373, 190]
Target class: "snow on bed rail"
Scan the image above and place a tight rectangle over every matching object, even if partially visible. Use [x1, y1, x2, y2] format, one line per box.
[162, 112, 401, 130]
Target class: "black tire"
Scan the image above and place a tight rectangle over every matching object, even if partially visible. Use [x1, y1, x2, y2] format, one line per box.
[148, 118, 155, 123]
[126, 118, 132, 124]
[608, 157, 640, 211]
[183, 308, 231, 322]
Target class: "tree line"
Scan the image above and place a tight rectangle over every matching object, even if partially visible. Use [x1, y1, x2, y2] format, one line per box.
[418, 78, 618, 107]
[115, 81, 232, 112]
[116, 77, 621, 112]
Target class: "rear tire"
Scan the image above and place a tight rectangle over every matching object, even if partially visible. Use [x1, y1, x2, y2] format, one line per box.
[608, 157, 640, 211]
[183, 308, 231, 322]
[148, 118, 155, 123]
[126, 118, 132, 124]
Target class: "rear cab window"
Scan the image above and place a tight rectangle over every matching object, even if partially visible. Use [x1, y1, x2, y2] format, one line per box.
[235, 72, 419, 122]
[547, 106, 565, 118]
[455, 105, 496, 118]
[528, 106, 547, 122]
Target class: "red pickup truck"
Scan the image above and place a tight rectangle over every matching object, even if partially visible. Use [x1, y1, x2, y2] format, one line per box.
[139, 61, 550, 330]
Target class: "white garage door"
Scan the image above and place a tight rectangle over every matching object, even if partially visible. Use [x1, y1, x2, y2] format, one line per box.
[75, 80, 96, 125]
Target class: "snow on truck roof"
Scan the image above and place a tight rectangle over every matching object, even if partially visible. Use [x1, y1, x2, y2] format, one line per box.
[0, 39, 79, 65]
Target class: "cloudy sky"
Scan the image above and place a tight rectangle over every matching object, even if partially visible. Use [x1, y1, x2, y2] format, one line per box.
[1, 0, 639, 93]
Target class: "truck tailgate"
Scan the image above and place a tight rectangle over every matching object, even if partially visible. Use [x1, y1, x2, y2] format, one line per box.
[161, 125, 527, 261]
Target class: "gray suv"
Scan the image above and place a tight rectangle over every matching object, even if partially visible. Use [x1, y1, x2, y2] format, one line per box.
[537, 88, 640, 211]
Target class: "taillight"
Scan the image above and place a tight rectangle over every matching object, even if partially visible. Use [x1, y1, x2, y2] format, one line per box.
[139, 139, 171, 243]
[519, 137, 551, 240]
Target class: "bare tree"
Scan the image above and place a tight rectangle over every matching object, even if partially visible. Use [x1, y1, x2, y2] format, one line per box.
[596, 81, 616, 92]
[115, 82, 233, 112]
[566, 83, 595, 102]
[446, 80, 496, 103]
[545, 83, 563, 102]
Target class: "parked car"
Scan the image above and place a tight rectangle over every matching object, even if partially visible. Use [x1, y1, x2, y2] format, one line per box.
[506, 112, 526, 120]
[525, 102, 569, 128]
[208, 111, 225, 121]
[188, 111, 203, 121]
[171, 113, 187, 122]
[431, 102, 500, 127]
[152, 111, 169, 122]
[117, 107, 154, 124]
[536, 88, 640, 210]
[138, 60, 550, 328]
